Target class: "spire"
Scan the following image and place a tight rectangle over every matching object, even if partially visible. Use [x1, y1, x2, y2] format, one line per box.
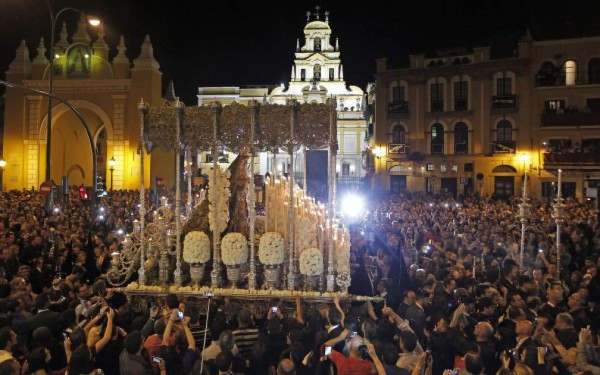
[296, 38, 300, 51]
[113, 36, 128, 64]
[7, 40, 32, 76]
[325, 11, 329, 23]
[306, 10, 311, 22]
[132, 34, 160, 70]
[314, 6, 320, 20]
[92, 23, 109, 52]
[164, 80, 178, 102]
[291, 65, 295, 80]
[33, 37, 49, 65]
[55, 22, 69, 52]
[72, 12, 91, 44]
[340, 64, 344, 80]
[520, 28, 533, 42]
[335, 38, 339, 51]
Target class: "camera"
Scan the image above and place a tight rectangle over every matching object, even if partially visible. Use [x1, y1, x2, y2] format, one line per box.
[177, 311, 184, 319]
[271, 307, 278, 314]
[324, 346, 332, 356]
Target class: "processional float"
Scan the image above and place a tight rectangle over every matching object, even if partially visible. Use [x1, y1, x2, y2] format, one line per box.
[107, 98, 374, 305]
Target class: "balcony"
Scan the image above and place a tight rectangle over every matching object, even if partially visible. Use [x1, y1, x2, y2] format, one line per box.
[388, 101, 409, 113]
[431, 144, 444, 154]
[543, 152, 600, 168]
[454, 99, 468, 111]
[430, 100, 444, 112]
[454, 142, 468, 154]
[492, 95, 517, 108]
[388, 143, 410, 154]
[492, 141, 516, 153]
[541, 112, 600, 127]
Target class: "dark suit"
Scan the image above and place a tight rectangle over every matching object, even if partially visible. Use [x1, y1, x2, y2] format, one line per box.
[29, 309, 60, 336]
[497, 319, 517, 352]
[405, 304, 426, 345]
[569, 308, 590, 331]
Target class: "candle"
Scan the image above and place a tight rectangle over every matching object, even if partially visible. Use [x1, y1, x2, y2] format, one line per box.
[523, 171, 528, 198]
[557, 169, 562, 197]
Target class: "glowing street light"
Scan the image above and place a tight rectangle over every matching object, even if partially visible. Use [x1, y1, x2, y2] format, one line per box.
[341, 193, 365, 218]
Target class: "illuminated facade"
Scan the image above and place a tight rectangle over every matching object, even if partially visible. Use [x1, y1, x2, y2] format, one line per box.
[2, 16, 166, 191]
[197, 8, 367, 179]
[372, 32, 600, 200]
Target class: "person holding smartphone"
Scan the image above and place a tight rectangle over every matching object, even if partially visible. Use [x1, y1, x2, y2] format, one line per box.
[160, 309, 197, 374]
[119, 330, 154, 375]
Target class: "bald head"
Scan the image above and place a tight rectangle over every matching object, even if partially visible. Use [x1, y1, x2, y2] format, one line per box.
[277, 358, 296, 375]
[475, 322, 493, 339]
[516, 320, 533, 336]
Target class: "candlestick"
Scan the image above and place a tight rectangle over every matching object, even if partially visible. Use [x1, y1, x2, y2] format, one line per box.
[557, 169, 562, 198]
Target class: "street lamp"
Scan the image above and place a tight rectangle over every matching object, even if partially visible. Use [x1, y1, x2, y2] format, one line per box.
[43, 0, 100, 211]
[0, 158, 6, 192]
[108, 157, 116, 191]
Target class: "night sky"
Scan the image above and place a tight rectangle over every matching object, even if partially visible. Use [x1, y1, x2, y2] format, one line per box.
[1, 0, 599, 104]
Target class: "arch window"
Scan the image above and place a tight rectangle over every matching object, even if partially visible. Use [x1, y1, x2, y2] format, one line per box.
[314, 37, 321, 51]
[454, 122, 468, 154]
[588, 58, 600, 84]
[314, 64, 321, 81]
[392, 124, 406, 144]
[536, 61, 557, 86]
[494, 120, 515, 153]
[431, 123, 444, 154]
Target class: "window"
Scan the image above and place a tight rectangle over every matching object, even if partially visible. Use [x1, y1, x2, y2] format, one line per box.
[586, 98, 600, 113]
[431, 123, 444, 154]
[548, 139, 572, 152]
[314, 37, 321, 51]
[314, 64, 321, 81]
[497, 120, 512, 142]
[300, 69, 306, 81]
[430, 83, 444, 112]
[454, 81, 468, 110]
[392, 86, 405, 103]
[426, 163, 435, 171]
[329, 68, 335, 81]
[454, 122, 468, 154]
[537, 61, 557, 86]
[564, 60, 577, 86]
[497, 77, 512, 96]
[342, 163, 350, 176]
[464, 163, 473, 172]
[588, 58, 600, 84]
[392, 125, 406, 144]
[544, 99, 565, 113]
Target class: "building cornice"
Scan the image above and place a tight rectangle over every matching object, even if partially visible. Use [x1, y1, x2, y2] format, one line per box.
[23, 79, 132, 93]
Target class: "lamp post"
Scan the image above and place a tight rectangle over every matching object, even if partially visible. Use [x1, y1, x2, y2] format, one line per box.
[43, 0, 99, 211]
[108, 156, 116, 191]
[552, 169, 565, 280]
[518, 171, 531, 271]
[0, 158, 6, 192]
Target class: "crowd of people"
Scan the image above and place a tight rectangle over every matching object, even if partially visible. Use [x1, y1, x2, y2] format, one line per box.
[0, 186, 598, 375]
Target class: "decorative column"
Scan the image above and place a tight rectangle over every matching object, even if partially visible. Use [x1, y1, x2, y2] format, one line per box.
[248, 101, 257, 289]
[186, 146, 193, 217]
[287, 100, 297, 290]
[518, 171, 531, 271]
[173, 101, 184, 286]
[553, 169, 565, 279]
[210, 102, 222, 287]
[137, 99, 147, 285]
[326, 97, 337, 291]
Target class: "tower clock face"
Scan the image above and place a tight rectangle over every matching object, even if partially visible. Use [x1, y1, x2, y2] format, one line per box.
[67, 44, 91, 78]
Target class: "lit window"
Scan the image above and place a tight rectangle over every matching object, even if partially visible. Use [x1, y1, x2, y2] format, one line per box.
[565, 60, 577, 86]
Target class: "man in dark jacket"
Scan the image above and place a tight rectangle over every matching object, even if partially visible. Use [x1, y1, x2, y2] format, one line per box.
[120, 330, 153, 375]
[28, 292, 60, 336]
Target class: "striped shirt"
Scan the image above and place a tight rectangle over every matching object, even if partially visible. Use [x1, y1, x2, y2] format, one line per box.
[232, 328, 259, 359]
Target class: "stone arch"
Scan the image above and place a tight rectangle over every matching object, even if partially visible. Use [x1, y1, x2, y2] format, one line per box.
[39, 100, 114, 142]
[492, 165, 517, 173]
[66, 164, 86, 180]
[389, 165, 410, 172]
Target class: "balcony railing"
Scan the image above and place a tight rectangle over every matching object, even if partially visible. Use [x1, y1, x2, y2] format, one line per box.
[492, 141, 516, 153]
[388, 143, 410, 154]
[388, 101, 409, 113]
[454, 99, 468, 111]
[492, 94, 517, 108]
[454, 142, 468, 154]
[541, 112, 600, 127]
[430, 100, 444, 112]
[431, 143, 444, 154]
[543, 152, 600, 166]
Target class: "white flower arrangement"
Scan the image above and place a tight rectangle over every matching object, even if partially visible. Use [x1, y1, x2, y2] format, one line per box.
[295, 217, 317, 253]
[258, 232, 285, 265]
[299, 248, 324, 276]
[221, 232, 248, 266]
[208, 166, 231, 234]
[183, 231, 211, 264]
[336, 272, 351, 290]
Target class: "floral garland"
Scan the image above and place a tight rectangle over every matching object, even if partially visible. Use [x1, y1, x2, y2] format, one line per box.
[299, 248, 324, 276]
[221, 232, 248, 265]
[208, 165, 231, 234]
[258, 232, 285, 265]
[295, 217, 317, 254]
[336, 272, 351, 290]
[183, 231, 211, 264]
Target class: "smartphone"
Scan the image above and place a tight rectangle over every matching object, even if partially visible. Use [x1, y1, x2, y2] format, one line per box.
[539, 249, 544, 253]
[152, 356, 161, 363]
[150, 301, 157, 308]
[203, 292, 214, 298]
[348, 331, 357, 339]
[271, 307, 278, 314]
[324, 346, 332, 356]
[59, 296, 66, 302]
[81, 300, 88, 309]
[177, 311, 184, 319]
[62, 332, 68, 340]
